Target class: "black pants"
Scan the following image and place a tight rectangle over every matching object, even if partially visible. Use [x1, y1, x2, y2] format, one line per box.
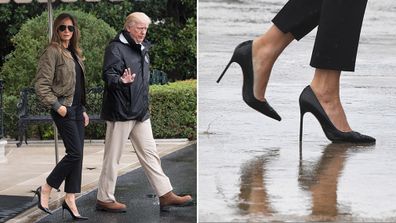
[47, 105, 84, 193]
[272, 0, 368, 71]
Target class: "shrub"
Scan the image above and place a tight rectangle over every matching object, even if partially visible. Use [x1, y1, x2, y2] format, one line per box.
[0, 1, 47, 67]
[149, 80, 196, 140]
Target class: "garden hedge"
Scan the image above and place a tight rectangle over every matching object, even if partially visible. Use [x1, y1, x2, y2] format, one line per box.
[149, 80, 196, 140]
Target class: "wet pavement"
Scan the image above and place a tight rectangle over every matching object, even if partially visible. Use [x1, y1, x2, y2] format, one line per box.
[1, 139, 192, 223]
[198, 0, 396, 222]
[36, 143, 196, 223]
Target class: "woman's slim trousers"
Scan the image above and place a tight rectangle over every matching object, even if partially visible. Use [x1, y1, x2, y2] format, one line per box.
[46, 106, 84, 193]
[272, 0, 368, 71]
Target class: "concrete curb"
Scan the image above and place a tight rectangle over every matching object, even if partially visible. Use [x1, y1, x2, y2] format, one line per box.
[5, 138, 189, 146]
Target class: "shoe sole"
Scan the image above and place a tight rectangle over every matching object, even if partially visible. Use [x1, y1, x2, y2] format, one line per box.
[96, 205, 127, 213]
[160, 199, 195, 212]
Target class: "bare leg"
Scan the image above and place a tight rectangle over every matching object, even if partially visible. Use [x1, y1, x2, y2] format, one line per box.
[64, 193, 82, 216]
[310, 69, 352, 132]
[252, 25, 294, 101]
[41, 183, 52, 209]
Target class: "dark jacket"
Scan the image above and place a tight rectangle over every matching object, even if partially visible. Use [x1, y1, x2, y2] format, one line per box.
[101, 31, 151, 121]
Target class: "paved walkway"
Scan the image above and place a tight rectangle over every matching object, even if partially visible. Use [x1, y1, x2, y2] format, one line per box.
[0, 139, 194, 223]
[40, 144, 196, 223]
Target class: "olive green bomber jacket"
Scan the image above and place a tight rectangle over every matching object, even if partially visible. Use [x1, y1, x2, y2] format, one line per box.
[34, 43, 86, 111]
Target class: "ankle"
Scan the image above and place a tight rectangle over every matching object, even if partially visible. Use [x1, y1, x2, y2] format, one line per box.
[310, 85, 340, 105]
[253, 37, 280, 62]
[64, 198, 76, 206]
[311, 69, 341, 95]
[42, 184, 52, 194]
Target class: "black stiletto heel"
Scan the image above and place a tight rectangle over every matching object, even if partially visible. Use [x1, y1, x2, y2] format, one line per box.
[298, 85, 375, 143]
[32, 186, 52, 215]
[62, 200, 88, 221]
[217, 40, 282, 121]
[299, 105, 306, 142]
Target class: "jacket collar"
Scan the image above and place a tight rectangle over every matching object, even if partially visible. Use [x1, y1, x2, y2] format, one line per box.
[116, 31, 150, 52]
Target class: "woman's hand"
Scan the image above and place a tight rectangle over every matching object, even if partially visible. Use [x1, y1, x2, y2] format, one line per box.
[57, 106, 67, 117]
[83, 112, 89, 127]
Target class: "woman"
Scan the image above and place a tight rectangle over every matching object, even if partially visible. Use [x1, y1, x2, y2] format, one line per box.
[33, 13, 89, 220]
[218, 0, 375, 143]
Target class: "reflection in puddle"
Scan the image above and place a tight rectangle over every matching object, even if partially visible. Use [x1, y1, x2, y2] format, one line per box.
[238, 149, 279, 216]
[299, 143, 352, 221]
[237, 144, 374, 221]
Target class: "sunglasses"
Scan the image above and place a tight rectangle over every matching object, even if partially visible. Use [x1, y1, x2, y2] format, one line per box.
[58, 25, 75, 32]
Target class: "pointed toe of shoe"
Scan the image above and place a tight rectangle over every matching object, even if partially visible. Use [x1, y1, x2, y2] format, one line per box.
[356, 132, 376, 144]
[331, 131, 376, 144]
[244, 98, 282, 121]
[40, 207, 53, 215]
[273, 112, 282, 121]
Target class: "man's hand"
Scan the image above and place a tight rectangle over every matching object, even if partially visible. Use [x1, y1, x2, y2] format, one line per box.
[120, 68, 136, 84]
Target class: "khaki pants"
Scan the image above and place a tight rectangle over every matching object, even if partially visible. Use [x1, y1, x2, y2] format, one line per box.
[97, 119, 173, 202]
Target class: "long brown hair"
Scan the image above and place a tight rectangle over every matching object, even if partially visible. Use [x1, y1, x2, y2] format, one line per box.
[51, 13, 83, 58]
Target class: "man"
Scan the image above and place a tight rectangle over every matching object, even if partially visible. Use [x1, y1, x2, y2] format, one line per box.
[96, 12, 192, 212]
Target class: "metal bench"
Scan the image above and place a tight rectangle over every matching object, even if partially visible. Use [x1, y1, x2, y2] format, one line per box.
[16, 87, 104, 147]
